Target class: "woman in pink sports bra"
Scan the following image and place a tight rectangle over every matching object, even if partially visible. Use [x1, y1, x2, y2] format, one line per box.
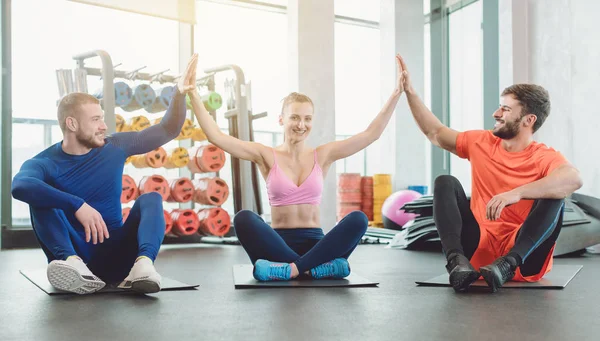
[188, 54, 408, 281]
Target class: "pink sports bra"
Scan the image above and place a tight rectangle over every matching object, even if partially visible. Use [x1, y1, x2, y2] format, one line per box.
[266, 149, 323, 206]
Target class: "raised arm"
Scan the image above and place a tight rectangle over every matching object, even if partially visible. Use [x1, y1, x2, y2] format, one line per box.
[319, 54, 405, 164]
[188, 89, 268, 166]
[11, 159, 85, 213]
[399, 55, 460, 155]
[110, 54, 199, 156]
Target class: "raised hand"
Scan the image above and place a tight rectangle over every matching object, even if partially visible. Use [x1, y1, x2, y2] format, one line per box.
[177, 53, 199, 94]
[396, 54, 413, 94]
[75, 203, 109, 244]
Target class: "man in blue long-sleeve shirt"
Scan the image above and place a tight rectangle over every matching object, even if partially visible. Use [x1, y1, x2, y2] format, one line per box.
[12, 54, 199, 294]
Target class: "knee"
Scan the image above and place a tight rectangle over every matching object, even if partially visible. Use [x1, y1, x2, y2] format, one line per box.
[233, 210, 261, 233]
[30, 207, 67, 222]
[534, 198, 565, 212]
[434, 175, 460, 192]
[344, 211, 369, 234]
[137, 192, 163, 206]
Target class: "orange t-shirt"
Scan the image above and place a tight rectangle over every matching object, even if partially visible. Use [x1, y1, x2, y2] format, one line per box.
[455, 130, 568, 241]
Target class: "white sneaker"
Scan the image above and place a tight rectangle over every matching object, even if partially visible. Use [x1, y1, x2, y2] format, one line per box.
[118, 257, 162, 294]
[47, 257, 106, 294]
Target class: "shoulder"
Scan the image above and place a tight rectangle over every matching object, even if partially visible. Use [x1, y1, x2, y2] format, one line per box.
[103, 134, 129, 152]
[456, 129, 495, 151]
[31, 144, 61, 166]
[20, 150, 59, 177]
[530, 141, 565, 160]
[459, 129, 495, 143]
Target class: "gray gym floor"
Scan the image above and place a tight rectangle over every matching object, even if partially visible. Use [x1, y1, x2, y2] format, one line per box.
[1, 244, 599, 341]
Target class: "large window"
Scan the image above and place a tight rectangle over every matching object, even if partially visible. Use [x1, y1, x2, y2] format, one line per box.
[334, 22, 380, 175]
[11, 0, 180, 225]
[194, 0, 289, 217]
[424, 22, 432, 191]
[448, 1, 483, 194]
[334, 0, 379, 22]
[194, 1, 288, 133]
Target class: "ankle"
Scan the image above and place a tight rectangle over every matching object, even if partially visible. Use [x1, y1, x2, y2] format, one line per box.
[504, 253, 521, 268]
[289, 263, 300, 278]
[446, 250, 464, 261]
[136, 256, 153, 264]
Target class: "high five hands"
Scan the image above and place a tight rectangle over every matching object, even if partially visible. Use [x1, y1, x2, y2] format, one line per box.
[177, 53, 199, 94]
[395, 53, 413, 94]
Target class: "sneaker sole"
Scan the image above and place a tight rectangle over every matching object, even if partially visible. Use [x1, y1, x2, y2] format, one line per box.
[479, 267, 500, 293]
[131, 280, 161, 294]
[449, 269, 479, 292]
[47, 262, 105, 295]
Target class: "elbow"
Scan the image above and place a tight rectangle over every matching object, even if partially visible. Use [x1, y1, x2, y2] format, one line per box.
[162, 125, 182, 141]
[573, 174, 584, 192]
[563, 169, 584, 197]
[569, 167, 584, 192]
[11, 180, 26, 201]
[365, 126, 383, 142]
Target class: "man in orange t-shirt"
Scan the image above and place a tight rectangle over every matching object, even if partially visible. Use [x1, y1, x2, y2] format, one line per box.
[398, 55, 583, 293]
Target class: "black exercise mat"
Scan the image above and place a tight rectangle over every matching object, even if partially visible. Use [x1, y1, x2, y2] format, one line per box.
[20, 269, 199, 295]
[233, 264, 379, 288]
[416, 264, 583, 289]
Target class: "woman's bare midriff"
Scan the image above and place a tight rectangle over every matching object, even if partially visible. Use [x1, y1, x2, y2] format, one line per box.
[270, 204, 321, 229]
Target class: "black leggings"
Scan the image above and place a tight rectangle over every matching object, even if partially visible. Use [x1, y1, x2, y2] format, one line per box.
[433, 175, 564, 276]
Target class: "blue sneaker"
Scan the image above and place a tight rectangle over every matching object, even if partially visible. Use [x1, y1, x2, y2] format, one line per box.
[253, 259, 292, 281]
[310, 258, 351, 279]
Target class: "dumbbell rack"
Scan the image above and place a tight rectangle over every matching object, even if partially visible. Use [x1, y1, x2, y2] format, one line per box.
[58, 49, 263, 243]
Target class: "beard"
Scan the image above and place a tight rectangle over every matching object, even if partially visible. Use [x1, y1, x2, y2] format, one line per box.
[77, 131, 105, 148]
[492, 117, 522, 139]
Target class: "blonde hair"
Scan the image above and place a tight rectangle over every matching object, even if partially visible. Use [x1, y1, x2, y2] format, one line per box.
[281, 92, 314, 115]
[57, 92, 100, 132]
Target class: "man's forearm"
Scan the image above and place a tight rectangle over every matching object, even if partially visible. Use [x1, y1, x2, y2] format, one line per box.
[12, 177, 85, 213]
[405, 88, 445, 138]
[156, 88, 187, 139]
[512, 166, 583, 200]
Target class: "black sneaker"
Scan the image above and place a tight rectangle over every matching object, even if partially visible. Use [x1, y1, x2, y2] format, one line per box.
[445, 253, 480, 292]
[479, 256, 517, 293]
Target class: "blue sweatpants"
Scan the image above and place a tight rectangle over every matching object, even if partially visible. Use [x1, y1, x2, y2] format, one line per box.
[233, 210, 368, 273]
[29, 192, 165, 283]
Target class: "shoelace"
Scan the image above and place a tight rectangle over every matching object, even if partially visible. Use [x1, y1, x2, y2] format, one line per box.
[496, 259, 515, 280]
[268, 263, 289, 280]
[312, 261, 336, 278]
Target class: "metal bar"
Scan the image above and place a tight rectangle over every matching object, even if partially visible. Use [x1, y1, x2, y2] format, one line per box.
[447, 0, 479, 14]
[12, 117, 58, 125]
[178, 22, 194, 211]
[203, 64, 254, 211]
[44, 124, 52, 148]
[201, 0, 379, 28]
[334, 15, 379, 29]
[483, 0, 499, 130]
[81, 67, 182, 84]
[1, 0, 13, 236]
[424, 0, 480, 24]
[73, 50, 116, 134]
[251, 112, 268, 120]
[201, 0, 286, 14]
[429, 0, 451, 184]
[223, 109, 239, 119]
[363, 148, 367, 176]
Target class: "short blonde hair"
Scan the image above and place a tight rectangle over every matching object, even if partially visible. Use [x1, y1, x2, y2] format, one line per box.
[57, 92, 100, 132]
[281, 92, 314, 115]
